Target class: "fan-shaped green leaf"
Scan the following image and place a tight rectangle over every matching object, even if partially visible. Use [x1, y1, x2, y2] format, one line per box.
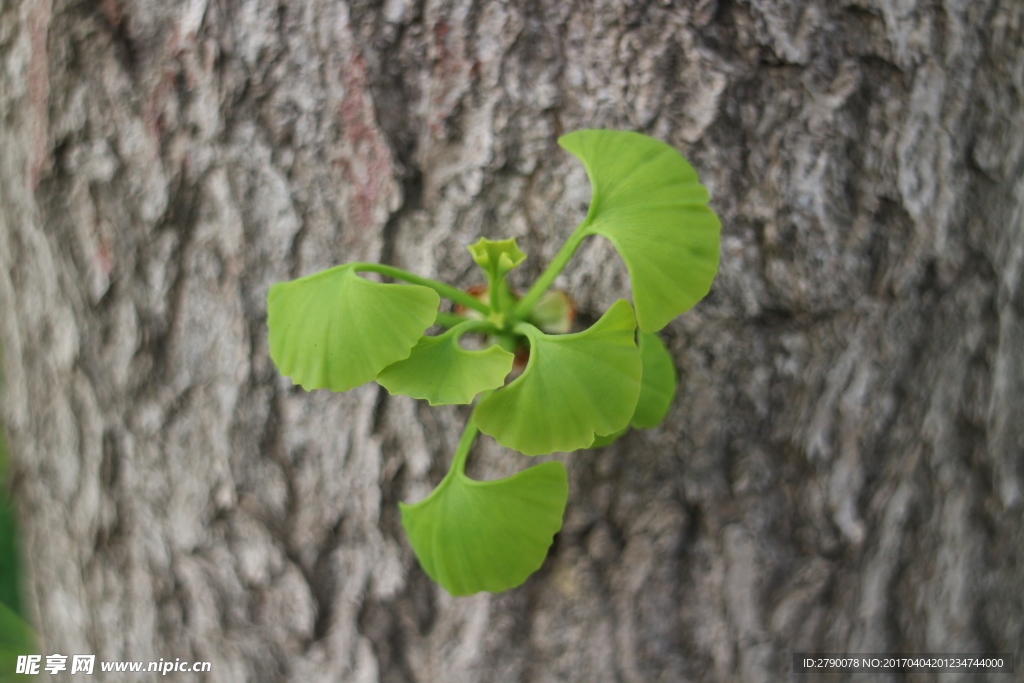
[268, 265, 440, 391]
[559, 130, 721, 333]
[588, 331, 677, 447]
[631, 331, 677, 428]
[474, 299, 642, 455]
[377, 322, 514, 405]
[400, 460, 567, 596]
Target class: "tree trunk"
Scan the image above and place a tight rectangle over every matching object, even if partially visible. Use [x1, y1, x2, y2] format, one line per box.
[2, 0, 1022, 681]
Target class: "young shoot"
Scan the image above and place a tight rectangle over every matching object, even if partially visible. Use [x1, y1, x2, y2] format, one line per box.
[267, 130, 721, 595]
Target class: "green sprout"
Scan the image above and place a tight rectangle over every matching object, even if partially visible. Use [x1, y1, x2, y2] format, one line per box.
[267, 130, 721, 595]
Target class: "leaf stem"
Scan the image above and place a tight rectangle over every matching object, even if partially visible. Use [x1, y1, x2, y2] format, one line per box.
[513, 225, 589, 318]
[449, 388, 496, 477]
[447, 319, 502, 338]
[353, 263, 491, 315]
[450, 417, 480, 476]
[490, 276, 515, 315]
[434, 312, 470, 328]
[512, 321, 543, 340]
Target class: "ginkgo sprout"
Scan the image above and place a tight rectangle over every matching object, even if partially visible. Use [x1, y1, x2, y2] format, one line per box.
[267, 130, 721, 595]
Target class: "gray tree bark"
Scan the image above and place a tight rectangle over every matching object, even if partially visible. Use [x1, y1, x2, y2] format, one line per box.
[1, 0, 1022, 681]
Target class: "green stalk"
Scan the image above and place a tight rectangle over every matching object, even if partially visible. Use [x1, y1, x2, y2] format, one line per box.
[489, 275, 514, 315]
[434, 312, 470, 328]
[353, 263, 491, 315]
[513, 321, 543, 341]
[450, 417, 481, 476]
[447, 387, 496, 478]
[447, 319, 502, 337]
[513, 225, 589, 318]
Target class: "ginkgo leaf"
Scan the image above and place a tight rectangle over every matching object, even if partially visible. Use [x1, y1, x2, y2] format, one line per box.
[559, 129, 721, 333]
[400, 458, 568, 596]
[529, 289, 575, 334]
[631, 331, 677, 429]
[474, 299, 642, 455]
[267, 265, 440, 391]
[376, 322, 515, 405]
[588, 331, 677, 447]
